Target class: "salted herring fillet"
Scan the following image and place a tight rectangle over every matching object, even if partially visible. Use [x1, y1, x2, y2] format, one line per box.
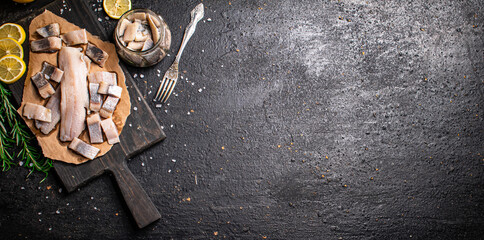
[31, 72, 55, 99]
[30, 37, 62, 53]
[58, 47, 89, 142]
[127, 41, 144, 51]
[41, 61, 64, 83]
[123, 21, 139, 42]
[36, 23, 60, 38]
[61, 29, 88, 46]
[100, 118, 120, 144]
[99, 96, 119, 118]
[148, 14, 160, 44]
[87, 113, 103, 144]
[35, 87, 61, 134]
[118, 19, 130, 36]
[85, 43, 109, 67]
[23, 103, 51, 122]
[89, 83, 102, 112]
[68, 137, 100, 160]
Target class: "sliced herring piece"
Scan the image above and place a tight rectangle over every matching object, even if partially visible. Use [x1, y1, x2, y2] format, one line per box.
[85, 43, 109, 67]
[68, 137, 100, 160]
[89, 83, 102, 112]
[127, 41, 144, 51]
[41, 61, 64, 83]
[135, 31, 149, 42]
[141, 37, 153, 51]
[133, 12, 146, 21]
[100, 118, 120, 144]
[107, 85, 122, 98]
[118, 18, 131, 36]
[35, 87, 61, 134]
[30, 37, 62, 53]
[36, 23, 60, 38]
[87, 113, 103, 144]
[31, 72, 55, 99]
[23, 103, 51, 122]
[148, 14, 160, 44]
[123, 21, 139, 42]
[61, 29, 88, 46]
[99, 96, 119, 118]
[88, 71, 117, 85]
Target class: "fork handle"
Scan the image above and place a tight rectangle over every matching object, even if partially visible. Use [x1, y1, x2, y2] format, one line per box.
[175, 3, 204, 63]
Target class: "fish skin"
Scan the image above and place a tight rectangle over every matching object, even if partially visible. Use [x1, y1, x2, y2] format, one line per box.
[100, 118, 120, 145]
[35, 87, 61, 134]
[58, 47, 89, 142]
[68, 137, 100, 160]
[61, 29, 88, 46]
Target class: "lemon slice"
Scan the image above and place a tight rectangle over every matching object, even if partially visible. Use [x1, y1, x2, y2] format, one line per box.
[0, 23, 26, 45]
[0, 55, 26, 84]
[103, 0, 132, 19]
[0, 38, 23, 59]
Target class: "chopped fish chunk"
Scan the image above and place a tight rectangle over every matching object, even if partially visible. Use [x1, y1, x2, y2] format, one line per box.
[87, 113, 103, 144]
[30, 37, 62, 53]
[31, 72, 55, 99]
[85, 43, 109, 67]
[23, 103, 51, 122]
[41, 61, 64, 83]
[107, 85, 122, 98]
[118, 18, 131, 36]
[89, 83, 102, 112]
[123, 21, 139, 42]
[61, 29, 88, 46]
[36, 23, 60, 38]
[100, 118, 120, 144]
[127, 41, 144, 51]
[58, 47, 89, 142]
[99, 96, 119, 118]
[68, 137, 100, 160]
[147, 14, 160, 44]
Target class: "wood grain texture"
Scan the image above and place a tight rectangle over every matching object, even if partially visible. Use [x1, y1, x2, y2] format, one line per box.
[9, 0, 165, 229]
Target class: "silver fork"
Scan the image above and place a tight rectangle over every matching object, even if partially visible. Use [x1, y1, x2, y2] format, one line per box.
[154, 3, 204, 103]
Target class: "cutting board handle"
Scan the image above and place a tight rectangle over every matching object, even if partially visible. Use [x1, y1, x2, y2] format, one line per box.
[109, 161, 161, 228]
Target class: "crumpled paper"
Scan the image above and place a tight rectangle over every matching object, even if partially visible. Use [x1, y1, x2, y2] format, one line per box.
[17, 10, 131, 164]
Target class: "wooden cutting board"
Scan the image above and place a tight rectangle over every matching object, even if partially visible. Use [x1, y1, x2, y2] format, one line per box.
[8, 0, 165, 228]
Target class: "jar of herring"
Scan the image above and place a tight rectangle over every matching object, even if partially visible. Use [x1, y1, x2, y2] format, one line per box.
[114, 9, 171, 67]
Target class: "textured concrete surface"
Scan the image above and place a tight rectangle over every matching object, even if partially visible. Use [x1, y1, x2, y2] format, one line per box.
[1, 0, 483, 239]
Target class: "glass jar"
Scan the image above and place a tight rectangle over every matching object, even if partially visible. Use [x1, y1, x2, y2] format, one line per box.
[114, 9, 171, 67]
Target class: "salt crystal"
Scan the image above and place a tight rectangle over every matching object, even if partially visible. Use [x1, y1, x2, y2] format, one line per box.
[38, 212, 42, 215]
[157, 69, 161, 73]
[198, 88, 202, 92]
[98, 18, 102, 22]
[129, 123, 132, 127]
[161, 126, 164, 129]
[168, 169, 172, 173]
[134, 107, 138, 111]
[192, 82, 195, 86]
[170, 124, 174, 128]
[167, 54, 171, 57]
[141, 162, 145, 166]
[203, 87, 206, 89]
[49, 228, 52, 231]
[91, 196, 94, 200]
[207, 18, 212, 22]
[202, 49, 205, 53]
[98, 8, 102, 11]
[148, 90, 152, 94]
[94, 207, 98, 210]
[155, 104, 162, 108]
[19, 161, 24, 166]
[172, 159, 176, 162]
[133, 73, 138, 78]
[221, 65, 224, 68]
[39, 219, 42, 222]
[105, 17, 109, 20]
[46, 196, 49, 199]
[164, 109, 168, 113]
[67, 203, 70, 206]
[140, 74, 145, 78]
[157, 74, 161, 77]
[138, 97, 141, 101]
[181, 76, 184, 79]
[69, 8, 71, 11]
[21, 187, 25, 190]
[29, 163, 33, 167]
[150, 157, 153, 159]
[187, 112, 191, 115]
[58, 188, 63, 193]
[56, 210, 60, 214]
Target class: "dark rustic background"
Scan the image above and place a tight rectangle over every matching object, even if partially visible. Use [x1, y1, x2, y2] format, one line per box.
[1, 0, 483, 239]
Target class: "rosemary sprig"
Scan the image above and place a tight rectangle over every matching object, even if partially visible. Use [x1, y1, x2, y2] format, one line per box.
[0, 82, 52, 181]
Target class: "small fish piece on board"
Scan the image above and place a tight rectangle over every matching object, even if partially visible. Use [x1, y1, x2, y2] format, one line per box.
[58, 47, 89, 142]
[100, 117, 120, 145]
[147, 14, 160, 44]
[88, 71, 117, 94]
[30, 36, 62, 53]
[35, 87, 61, 135]
[31, 72, 55, 99]
[41, 61, 64, 83]
[107, 85, 122, 98]
[36, 23, 60, 38]
[23, 102, 51, 122]
[61, 29, 88, 46]
[87, 113, 103, 144]
[99, 96, 120, 118]
[68, 137, 100, 160]
[85, 43, 109, 67]
[89, 83, 102, 112]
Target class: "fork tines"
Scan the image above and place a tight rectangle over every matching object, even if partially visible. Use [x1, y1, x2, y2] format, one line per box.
[154, 78, 177, 103]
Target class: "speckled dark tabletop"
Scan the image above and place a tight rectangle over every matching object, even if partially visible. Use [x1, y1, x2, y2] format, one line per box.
[1, 0, 483, 239]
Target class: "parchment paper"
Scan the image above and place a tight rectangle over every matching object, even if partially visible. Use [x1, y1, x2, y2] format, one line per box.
[17, 10, 131, 164]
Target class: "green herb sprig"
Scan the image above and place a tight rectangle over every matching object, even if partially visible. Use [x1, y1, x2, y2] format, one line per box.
[0, 82, 52, 181]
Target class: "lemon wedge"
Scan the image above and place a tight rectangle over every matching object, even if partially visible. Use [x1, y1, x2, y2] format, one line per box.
[0, 38, 23, 59]
[0, 23, 26, 45]
[0, 55, 26, 84]
[103, 0, 132, 19]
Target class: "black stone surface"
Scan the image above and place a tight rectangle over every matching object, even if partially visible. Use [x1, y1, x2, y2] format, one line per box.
[1, 0, 483, 239]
